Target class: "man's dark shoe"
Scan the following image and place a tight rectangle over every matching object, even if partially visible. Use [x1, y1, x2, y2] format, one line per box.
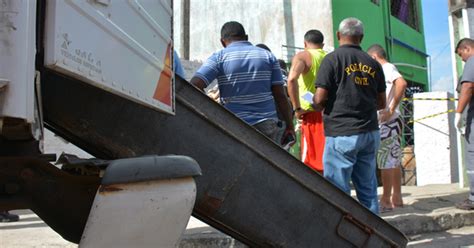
[455, 199, 474, 210]
[0, 211, 19, 222]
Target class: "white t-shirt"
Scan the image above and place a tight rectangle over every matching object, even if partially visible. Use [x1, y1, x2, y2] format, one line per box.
[380, 63, 403, 123]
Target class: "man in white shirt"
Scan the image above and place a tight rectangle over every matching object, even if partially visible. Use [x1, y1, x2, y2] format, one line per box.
[368, 44, 407, 212]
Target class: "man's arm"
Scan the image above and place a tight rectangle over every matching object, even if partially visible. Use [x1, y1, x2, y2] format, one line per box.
[190, 53, 219, 92]
[190, 77, 207, 91]
[457, 82, 473, 113]
[313, 87, 328, 111]
[379, 76, 406, 122]
[389, 77, 407, 113]
[455, 82, 473, 134]
[377, 92, 386, 110]
[375, 63, 387, 111]
[272, 85, 295, 132]
[287, 52, 310, 119]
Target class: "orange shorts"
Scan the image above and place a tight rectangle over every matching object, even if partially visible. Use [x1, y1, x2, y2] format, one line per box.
[300, 111, 325, 173]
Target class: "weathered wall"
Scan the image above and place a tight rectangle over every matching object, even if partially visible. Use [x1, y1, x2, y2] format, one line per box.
[180, 60, 202, 81]
[414, 91, 458, 186]
[468, 8, 474, 37]
[174, 0, 334, 61]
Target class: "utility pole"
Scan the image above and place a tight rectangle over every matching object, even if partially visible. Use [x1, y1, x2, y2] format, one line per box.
[180, 0, 190, 60]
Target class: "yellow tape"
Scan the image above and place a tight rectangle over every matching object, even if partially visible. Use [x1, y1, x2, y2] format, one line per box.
[402, 97, 458, 101]
[407, 109, 454, 124]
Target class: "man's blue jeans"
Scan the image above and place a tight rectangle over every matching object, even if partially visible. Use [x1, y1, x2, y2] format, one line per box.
[323, 130, 380, 214]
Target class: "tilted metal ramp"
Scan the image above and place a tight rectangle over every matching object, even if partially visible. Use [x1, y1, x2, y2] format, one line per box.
[41, 71, 408, 247]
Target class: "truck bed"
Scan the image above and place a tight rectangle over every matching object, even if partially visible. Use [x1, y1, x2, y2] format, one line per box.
[41, 71, 407, 247]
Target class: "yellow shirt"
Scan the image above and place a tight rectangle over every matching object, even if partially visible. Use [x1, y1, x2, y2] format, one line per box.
[298, 48, 326, 110]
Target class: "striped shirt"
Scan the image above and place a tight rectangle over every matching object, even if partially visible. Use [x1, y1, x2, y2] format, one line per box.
[194, 41, 284, 125]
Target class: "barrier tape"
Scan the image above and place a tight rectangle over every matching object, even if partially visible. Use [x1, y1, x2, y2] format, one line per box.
[407, 109, 454, 124]
[402, 97, 458, 101]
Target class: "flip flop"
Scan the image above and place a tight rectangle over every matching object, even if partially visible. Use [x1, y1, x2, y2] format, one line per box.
[379, 206, 394, 213]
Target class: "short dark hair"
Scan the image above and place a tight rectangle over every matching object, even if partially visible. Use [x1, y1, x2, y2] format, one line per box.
[256, 43, 271, 52]
[221, 21, 246, 40]
[367, 44, 387, 59]
[456, 38, 474, 51]
[304, 30, 324, 44]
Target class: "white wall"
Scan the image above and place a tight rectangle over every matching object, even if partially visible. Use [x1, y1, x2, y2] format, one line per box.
[174, 0, 334, 61]
[466, 8, 474, 37]
[180, 60, 202, 81]
[44, 129, 92, 159]
[414, 91, 458, 186]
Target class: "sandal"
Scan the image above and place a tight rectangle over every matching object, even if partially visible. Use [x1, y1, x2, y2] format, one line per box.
[379, 206, 393, 213]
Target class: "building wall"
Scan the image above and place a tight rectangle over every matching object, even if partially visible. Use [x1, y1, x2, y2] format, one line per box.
[174, 0, 334, 61]
[331, 0, 387, 51]
[332, 0, 428, 89]
[414, 91, 458, 186]
[174, 0, 428, 89]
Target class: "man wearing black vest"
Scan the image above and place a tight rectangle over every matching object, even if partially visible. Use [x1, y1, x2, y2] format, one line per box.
[313, 17, 386, 214]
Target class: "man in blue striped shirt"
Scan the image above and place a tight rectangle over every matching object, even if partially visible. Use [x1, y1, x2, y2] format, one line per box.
[190, 21, 294, 143]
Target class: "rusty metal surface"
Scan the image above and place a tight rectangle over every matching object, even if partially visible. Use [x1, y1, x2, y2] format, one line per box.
[0, 156, 100, 243]
[98, 185, 124, 194]
[40, 68, 408, 247]
[0, 117, 35, 140]
[0, 138, 40, 157]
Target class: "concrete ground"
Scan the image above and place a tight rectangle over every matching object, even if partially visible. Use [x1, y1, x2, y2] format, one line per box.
[380, 183, 474, 235]
[1, 184, 474, 247]
[0, 210, 76, 248]
[408, 225, 474, 248]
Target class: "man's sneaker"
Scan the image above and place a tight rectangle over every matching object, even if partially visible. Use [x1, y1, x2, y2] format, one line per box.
[0, 211, 19, 222]
[455, 199, 474, 210]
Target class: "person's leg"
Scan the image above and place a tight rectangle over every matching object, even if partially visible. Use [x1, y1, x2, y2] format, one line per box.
[352, 130, 380, 214]
[390, 119, 404, 207]
[467, 119, 474, 202]
[377, 119, 403, 209]
[380, 169, 393, 209]
[377, 123, 393, 209]
[457, 118, 474, 209]
[392, 166, 403, 207]
[301, 118, 310, 165]
[323, 135, 357, 195]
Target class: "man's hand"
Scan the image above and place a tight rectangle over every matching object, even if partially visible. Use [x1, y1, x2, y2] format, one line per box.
[455, 112, 466, 135]
[272, 85, 295, 132]
[294, 108, 311, 120]
[378, 109, 393, 124]
[313, 87, 328, 111]
[281, 128, 296, 150]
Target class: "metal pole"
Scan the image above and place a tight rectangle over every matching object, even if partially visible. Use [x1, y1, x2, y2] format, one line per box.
[180, 0, 190, 60]
[448, 11, 465, 188]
